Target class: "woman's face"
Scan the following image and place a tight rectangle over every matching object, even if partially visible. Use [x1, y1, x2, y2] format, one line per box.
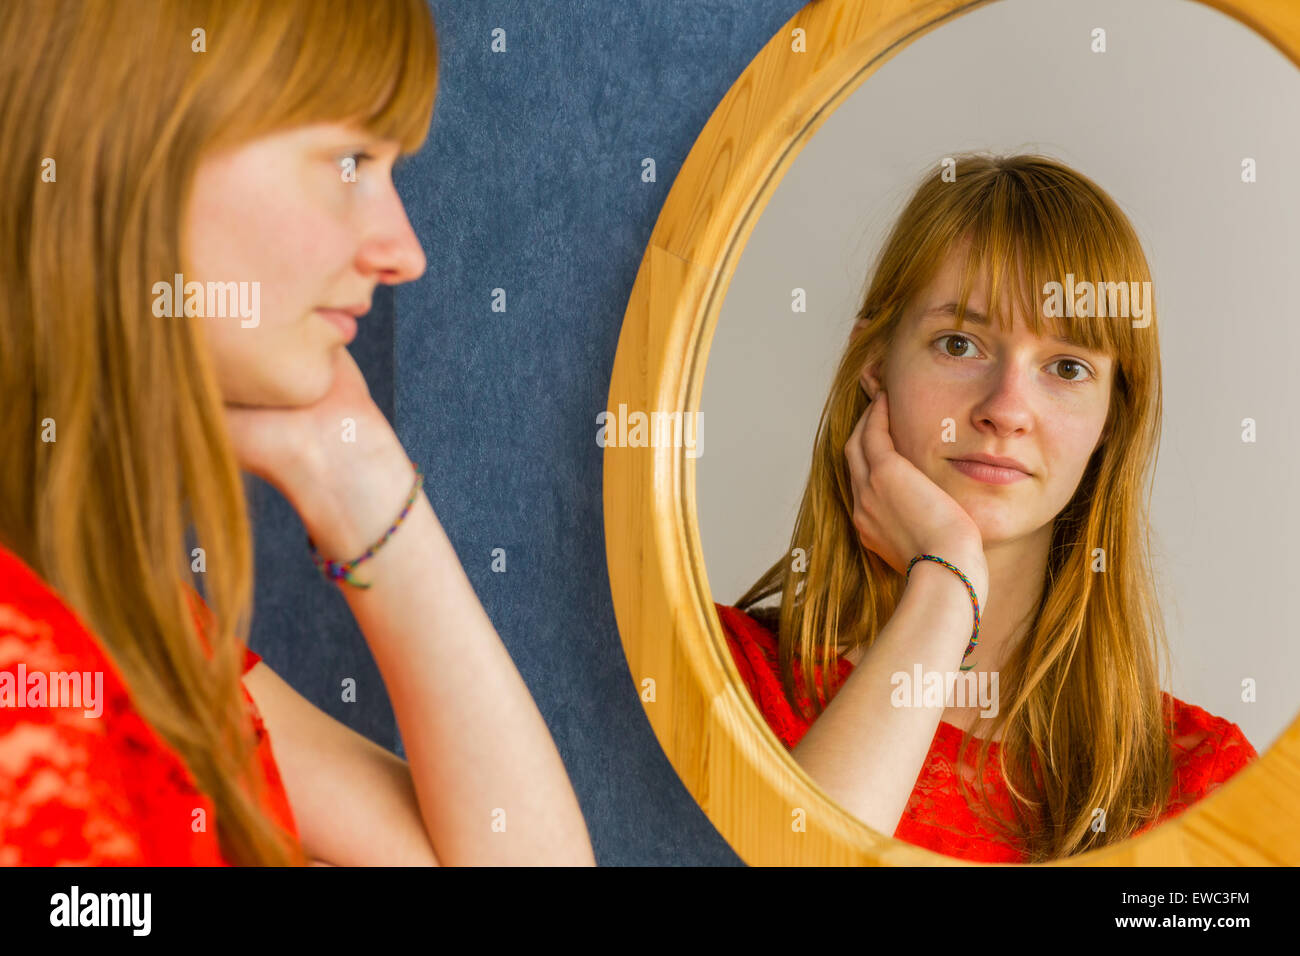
[184, 122, 426, 407]
[863, 245, 1114, 548]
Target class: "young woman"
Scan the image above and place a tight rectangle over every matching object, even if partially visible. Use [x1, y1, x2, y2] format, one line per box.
[0, 0, 594, 865]
[716, 153, 1257, 863]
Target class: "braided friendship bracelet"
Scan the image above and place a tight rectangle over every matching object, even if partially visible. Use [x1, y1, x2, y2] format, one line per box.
[308, 462, 424, 590]
[906, 554, 981, 671]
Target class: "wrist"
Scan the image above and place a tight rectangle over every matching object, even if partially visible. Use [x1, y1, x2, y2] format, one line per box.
[904, 554, 987, 635]
[292, 439, 420, 561]
[915, 543, 986, 591]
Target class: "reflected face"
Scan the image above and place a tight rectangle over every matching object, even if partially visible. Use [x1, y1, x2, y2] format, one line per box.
[864, 245, 1113, 547]
[183, 122, 426, 407]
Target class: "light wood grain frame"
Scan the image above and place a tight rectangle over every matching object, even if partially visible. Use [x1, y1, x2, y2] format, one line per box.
[603, 0, 1300, 865]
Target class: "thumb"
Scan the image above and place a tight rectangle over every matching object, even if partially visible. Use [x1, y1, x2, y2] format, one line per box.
[862, 389, 895, 464]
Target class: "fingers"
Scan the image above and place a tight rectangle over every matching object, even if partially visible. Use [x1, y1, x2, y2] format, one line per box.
[861, 389, 895, 467]
[844, 403, 870, 489]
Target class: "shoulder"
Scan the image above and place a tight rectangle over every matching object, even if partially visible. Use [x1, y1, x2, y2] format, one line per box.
[0, 542, 257, 676]
[714, 603, 850, 749]
[0, 542, 130, 705]
[0, 544, 149, 862]
[0, 542, 240, 864]
[1161, 691, 1258, 805]
[715, 604, 798, 747]
[715, 603, 779, 659]
[716, 603, 791, 698]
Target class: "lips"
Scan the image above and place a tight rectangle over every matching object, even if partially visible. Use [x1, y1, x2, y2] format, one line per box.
[948, 455, 1032, 486]
[316, 309, 358, 344]
[951, 453, 1031, 474]
[325, 303, 371, 318]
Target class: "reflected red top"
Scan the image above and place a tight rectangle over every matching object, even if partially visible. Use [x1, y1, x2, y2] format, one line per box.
[0, 542, 299, 865]
[716, 603, 1259, 862]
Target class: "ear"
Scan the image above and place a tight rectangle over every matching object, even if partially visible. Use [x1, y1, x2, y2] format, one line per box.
[851, 318, 881, 398]
[858, 361, 881, 399]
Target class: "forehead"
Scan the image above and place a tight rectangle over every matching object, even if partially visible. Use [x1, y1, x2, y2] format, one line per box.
[914, 300, 1085, 349]
[910, 243, 1105, 353]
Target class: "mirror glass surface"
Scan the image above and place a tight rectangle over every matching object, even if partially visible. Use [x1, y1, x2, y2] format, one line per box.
[697, 0, 1300, 860]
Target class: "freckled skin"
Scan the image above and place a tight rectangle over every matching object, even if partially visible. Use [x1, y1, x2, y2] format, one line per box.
[184, 123, 426, 408]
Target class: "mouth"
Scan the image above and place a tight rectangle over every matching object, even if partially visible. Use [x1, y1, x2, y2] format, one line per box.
[947, 457, 1031, 485]
[315, 308, 358, 344]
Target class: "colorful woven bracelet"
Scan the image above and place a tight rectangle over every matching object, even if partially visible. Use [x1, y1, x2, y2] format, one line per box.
[308, 462, 424, 590]
[906, 554, 981, 671]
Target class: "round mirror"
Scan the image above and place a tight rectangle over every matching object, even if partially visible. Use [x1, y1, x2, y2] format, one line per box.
[606, 0, 1300, 865]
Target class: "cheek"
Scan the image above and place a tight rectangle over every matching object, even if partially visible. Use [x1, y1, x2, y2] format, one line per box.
[1037, 420, 1105, 505]
[290, 209, 355, 276]
[201, 308, 336, 405]
[888, 391, 942, 463]
[186, 158, 350, 326]
[259, 197, 357, 325]
[198, 315, 257, 399]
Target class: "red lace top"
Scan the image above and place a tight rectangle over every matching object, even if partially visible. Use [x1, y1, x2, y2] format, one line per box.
[0, 542, 299, 865]
[716, 603, 1259, 862]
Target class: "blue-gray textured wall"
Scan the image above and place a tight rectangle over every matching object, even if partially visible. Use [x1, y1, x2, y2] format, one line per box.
[248, 0, 806, 866]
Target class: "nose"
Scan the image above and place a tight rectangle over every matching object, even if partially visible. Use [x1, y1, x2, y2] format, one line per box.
[970, 357, 1035, 437]
[354, 181, 427, 285]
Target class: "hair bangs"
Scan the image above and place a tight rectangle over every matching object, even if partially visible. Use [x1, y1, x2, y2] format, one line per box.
[943, 165, 1152, 364]
[346, 0, 439, 153]
[225, 0, 438, 155]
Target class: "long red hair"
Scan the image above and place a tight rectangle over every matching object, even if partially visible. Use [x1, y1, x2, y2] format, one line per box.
[0, 0, 438, 865]
[738, 154, 1173, 860]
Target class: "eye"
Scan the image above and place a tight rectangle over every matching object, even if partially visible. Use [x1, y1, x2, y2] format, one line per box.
[933, 335, 1095, 384]
[1049, 358, 1094, 383]
[337, 151, 376, 173]
[934, 333, 980, 360]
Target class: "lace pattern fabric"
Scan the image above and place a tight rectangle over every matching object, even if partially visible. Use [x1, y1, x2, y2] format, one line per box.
[715, 603, 1259, 863]
[0, 543, 298, 865]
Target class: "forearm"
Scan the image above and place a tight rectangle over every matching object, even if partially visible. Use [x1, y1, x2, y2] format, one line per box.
[790, 560, 985, 837]
[297, 443, 594, 865]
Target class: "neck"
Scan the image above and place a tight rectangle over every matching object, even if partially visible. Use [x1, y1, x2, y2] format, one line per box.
[963, 524, 1051, 674]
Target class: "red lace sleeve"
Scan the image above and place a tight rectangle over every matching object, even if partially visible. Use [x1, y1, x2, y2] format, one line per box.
[715, 604, 852, 749]
[1154, 693, 1259, 824]
[186, 597, 297, 844]
[184, 587, 260, 676]
[715, 604, 1260, 862]
[2, 545, 298, 865]
[0, 586, 171, 864]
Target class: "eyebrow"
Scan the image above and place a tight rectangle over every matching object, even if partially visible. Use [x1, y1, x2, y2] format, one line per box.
[323, 132, 402, 153]
[919, 302, 1092, 350]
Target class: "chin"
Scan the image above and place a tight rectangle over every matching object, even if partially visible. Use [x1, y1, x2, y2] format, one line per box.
[286, 372, 334, 407]
[968, 510, 1026, 546]
[253, 359, 334, 407]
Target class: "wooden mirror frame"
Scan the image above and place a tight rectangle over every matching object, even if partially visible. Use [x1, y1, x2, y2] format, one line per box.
[604, 0, 1300, 865]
